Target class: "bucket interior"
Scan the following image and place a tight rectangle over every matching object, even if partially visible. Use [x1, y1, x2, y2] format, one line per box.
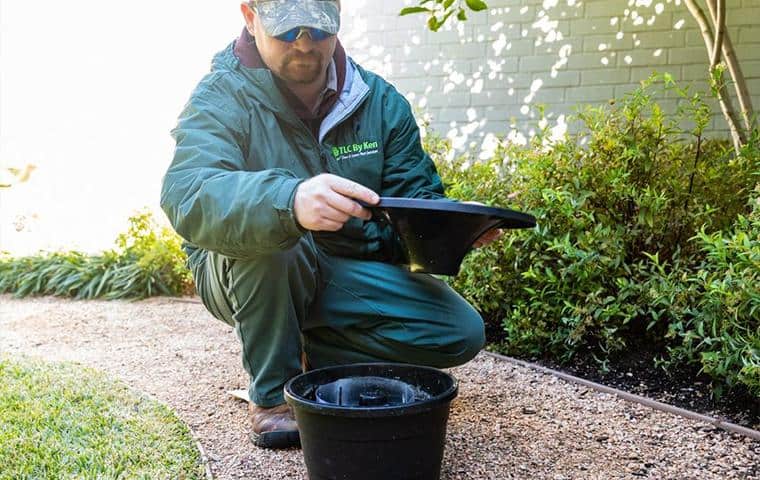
[286, 363, 457, 415]
[315, 376, 431, 407]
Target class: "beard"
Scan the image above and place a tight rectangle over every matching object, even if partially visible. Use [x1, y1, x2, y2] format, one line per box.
[278, 51, 325, 84]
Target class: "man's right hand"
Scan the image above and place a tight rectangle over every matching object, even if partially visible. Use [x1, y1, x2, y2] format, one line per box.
[293, 174, 380, 231]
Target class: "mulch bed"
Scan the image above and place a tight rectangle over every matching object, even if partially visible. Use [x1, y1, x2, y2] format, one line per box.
[532, 345, 760, 431]
[485, 323, 760, 431]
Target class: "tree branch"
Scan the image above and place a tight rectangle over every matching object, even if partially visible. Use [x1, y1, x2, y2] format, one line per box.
[683, 0, 744, 152]
[710, 0, 724, 68]
[705, 0, 756, 135]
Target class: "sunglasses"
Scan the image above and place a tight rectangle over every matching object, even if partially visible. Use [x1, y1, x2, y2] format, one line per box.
[275, 26, 334, 43]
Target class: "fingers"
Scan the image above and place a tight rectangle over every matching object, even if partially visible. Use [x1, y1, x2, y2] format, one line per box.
[322, 174, 376, 221]
[473, 228, 503, 248]
[329, 176, 379, 206]
[460, 201, 505, 248]
[316, 202, 352, 224]
[325, 193, 371, 221]
[293, 174, 378, 231]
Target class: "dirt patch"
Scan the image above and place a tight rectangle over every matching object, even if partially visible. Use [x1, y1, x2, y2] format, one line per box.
[1, 295, 758, 479]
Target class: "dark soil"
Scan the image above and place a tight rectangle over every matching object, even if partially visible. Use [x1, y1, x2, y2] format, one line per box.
[485, 326, 760, 431]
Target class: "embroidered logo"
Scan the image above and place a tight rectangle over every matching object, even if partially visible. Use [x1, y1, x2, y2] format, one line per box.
[331, 140, 380, 161]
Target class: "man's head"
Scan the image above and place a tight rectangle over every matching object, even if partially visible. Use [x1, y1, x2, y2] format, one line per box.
[241, 0, 340, 85]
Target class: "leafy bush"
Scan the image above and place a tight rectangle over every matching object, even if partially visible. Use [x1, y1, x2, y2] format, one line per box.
[429, 76, 759, 397]
[0, 211, 193, 299]
[645, 189, 760, 396]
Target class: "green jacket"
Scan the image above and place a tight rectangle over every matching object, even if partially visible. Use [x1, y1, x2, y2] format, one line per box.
[160, 42, 444, 269]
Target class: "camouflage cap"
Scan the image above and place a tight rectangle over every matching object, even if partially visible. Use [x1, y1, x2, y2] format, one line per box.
[253, 0, 340, 37]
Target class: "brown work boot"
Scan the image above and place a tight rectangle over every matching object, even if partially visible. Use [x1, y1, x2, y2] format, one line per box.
[248, 402, 300, 449]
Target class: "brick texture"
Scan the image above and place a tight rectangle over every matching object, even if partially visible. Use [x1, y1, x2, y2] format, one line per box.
[341, 0, 760, 150]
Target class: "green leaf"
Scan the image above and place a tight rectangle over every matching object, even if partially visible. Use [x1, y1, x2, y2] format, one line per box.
[399, 6, 432, 15]
[465, 0, 488, 11]
[427, 15, 440, 31]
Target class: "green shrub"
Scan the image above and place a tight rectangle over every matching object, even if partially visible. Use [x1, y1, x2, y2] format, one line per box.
[113, 210, 193, 297]
[0, 210, 193, 299]
[431, 76, 759, 382]
[645, 188, 760, 396]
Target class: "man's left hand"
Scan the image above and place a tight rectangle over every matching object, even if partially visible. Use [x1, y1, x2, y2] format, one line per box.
[462, 201, 504, 248]
[472, 227, 503, 248]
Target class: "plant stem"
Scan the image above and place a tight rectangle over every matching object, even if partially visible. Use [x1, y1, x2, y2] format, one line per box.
[686, 134, 703, 210]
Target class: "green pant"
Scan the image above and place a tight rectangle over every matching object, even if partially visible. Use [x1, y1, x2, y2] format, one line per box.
[191, 235, 485, 407]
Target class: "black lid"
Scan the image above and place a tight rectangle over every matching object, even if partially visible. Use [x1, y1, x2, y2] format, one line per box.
[365, 198, 537, 275]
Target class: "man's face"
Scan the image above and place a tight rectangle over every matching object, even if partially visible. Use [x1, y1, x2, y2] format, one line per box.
[242, 2, 338, 85]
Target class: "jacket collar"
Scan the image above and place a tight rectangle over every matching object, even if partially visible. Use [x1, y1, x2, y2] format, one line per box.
[318, 58, 369, 143]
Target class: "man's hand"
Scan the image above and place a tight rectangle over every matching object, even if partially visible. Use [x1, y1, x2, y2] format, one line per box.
[294, 174, 380, 231]
[472, 228, 503, 248]
[463, 201, 504, 248]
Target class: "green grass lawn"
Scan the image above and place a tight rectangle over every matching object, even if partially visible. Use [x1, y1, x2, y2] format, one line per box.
[0, 356, 206, 479]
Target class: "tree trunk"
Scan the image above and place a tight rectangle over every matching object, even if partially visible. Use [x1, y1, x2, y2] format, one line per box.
[705, 0, 756, 136]
[710, 0, 724, 68]
[683, 0, 744, 152]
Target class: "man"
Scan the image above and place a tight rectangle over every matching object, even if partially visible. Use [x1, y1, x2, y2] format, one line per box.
[160, 0, 499, 449]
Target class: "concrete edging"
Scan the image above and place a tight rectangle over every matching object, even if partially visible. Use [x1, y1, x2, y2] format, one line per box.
[482, 350, 760, 442]
[192, 433, 215, 480]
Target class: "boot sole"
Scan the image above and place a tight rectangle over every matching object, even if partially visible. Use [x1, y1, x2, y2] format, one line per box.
[250, 429, 301, 449]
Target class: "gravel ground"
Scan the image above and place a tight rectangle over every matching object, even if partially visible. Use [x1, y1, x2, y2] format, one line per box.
[1, 295, 758, 479]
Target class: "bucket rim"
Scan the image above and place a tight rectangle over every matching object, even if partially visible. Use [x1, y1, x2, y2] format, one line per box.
[284, 362, 459, 418]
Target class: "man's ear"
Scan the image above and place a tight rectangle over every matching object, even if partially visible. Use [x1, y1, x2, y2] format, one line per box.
[240, 2, 256, 36]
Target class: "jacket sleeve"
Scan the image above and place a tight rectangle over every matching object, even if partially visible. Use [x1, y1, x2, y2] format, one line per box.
[160, 82, 305, 259]
[380, 91, 446, 200]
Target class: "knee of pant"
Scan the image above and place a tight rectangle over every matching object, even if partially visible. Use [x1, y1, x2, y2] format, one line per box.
[442, 311, 486, 366]
[462, 316, 487, 362]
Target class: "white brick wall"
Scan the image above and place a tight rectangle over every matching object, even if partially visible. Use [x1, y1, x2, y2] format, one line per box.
[339, 0, 760, 154]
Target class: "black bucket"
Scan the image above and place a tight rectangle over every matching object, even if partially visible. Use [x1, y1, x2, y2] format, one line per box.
[284, 363, 458, 480]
